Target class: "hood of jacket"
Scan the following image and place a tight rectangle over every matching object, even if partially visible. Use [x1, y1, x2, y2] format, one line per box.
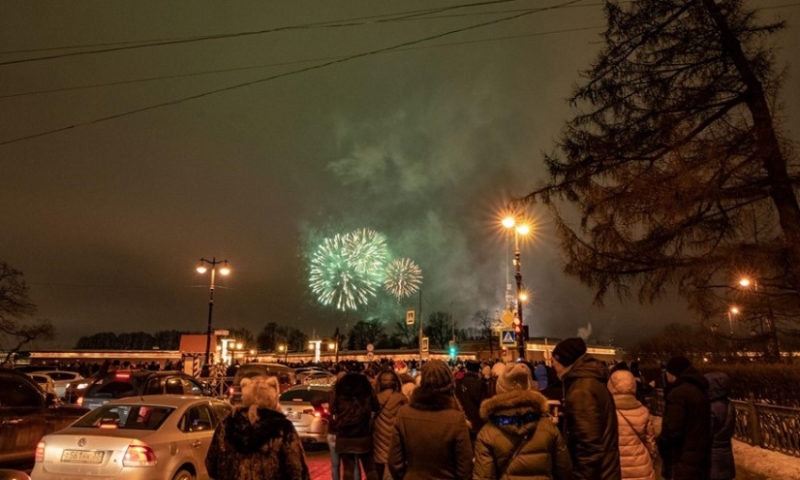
[673, 366, 710, 393]
[562, 354, 607, 384]
[704, 371, 731, 401]
[377, 369, 403, 393]
[336, 372, 374, 400]
[225, 407, 291, 454]
[409, 385, 460, 412]
[479, 389, 549, 436]
[608, 369, 636, 396]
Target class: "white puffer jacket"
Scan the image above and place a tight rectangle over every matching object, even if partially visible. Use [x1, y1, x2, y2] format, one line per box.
[608, 370, 657, 480]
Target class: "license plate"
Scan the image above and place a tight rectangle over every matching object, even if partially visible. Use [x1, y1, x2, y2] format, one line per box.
[61, 450, 104, 464]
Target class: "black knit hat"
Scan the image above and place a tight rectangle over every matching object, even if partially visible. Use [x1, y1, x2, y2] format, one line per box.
[552, 337, 587, 367]
[421, 359, 455, 393]
[465, 360, 481, 373]
[665, 356, 692, 376]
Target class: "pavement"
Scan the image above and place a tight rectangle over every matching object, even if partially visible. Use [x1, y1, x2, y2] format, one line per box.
[305, 445, 773, 480]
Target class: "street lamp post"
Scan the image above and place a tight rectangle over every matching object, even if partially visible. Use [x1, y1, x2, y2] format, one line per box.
[738, 277, 780, 359]
[503, 216, 531, 361]
[197, 257, 231, 368]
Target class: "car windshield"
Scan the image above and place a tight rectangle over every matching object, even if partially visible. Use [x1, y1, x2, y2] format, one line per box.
[74, 405, 174, 430]
[279, 389, 329, 403]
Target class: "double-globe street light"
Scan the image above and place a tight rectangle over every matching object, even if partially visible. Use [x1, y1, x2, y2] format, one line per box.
[196, 257, 231, 368]
[502, 215, 532, 360]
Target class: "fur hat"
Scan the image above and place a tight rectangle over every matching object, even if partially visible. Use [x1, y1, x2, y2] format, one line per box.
[401, 382, 416, 400]
[421, 359, 455, 393]
[496, 363, 534, 393]
[491, 362, 506, 378]
[394, 360, 408, 375]
[552, 337, 587, 367]
[608, 369, 636, 395]
[241, 375, 279, 423]
[665, 356, 692, 376]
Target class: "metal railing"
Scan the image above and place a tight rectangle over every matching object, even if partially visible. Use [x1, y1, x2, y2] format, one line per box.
[733, 394, 800, 457]
[649, 389, 800, 458]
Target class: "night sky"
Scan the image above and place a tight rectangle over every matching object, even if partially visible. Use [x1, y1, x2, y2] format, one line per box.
[2, 1, 799, 349]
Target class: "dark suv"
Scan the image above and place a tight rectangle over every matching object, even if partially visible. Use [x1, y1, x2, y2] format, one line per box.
[79, 370, 209, 410]
[0, 368, 89, 468]
[228, 363, 296, 405]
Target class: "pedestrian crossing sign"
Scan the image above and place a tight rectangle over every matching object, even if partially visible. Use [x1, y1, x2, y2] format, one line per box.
[500, 329, 516, 347]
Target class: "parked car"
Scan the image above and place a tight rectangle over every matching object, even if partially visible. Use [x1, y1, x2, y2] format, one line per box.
[0, 368, 89, 468]
[300, 371, 336, 385]
[0, 469, 31, 480]
[228, 363, 296, 405]
[27, 374, 57, 397]
[279, 385, 332, 444]
[62, 372, 99, 404]
[34, 371, 84, 400]
[32, 395, 232, 480]
[79, 370, 209, 411]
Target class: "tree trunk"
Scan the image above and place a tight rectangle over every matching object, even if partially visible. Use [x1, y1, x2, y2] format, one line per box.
[703, 0, 800, 309]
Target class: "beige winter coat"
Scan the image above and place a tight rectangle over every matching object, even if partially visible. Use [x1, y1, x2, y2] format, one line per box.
[608, 370, 657, 480]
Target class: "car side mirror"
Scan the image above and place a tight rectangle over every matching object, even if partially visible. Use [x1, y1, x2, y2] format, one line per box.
[45, 392, 59, 407]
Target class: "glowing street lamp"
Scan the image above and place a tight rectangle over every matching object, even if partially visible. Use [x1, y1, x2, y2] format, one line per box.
[501, 215, 532, 360]
[197, 257, 231, 367]
[727, 307, 740, 334]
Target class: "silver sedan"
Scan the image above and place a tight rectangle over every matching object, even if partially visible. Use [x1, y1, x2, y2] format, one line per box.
[31, 395, 231, 480]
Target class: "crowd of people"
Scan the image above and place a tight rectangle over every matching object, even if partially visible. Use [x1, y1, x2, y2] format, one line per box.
[204, 337, 737, 480]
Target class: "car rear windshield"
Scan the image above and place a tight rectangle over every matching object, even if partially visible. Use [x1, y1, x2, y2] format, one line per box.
[234, 365, 295, 385]
[279, 389, 329, 403]
[85, 380, 138, 399]
[74, 405, 174, 430]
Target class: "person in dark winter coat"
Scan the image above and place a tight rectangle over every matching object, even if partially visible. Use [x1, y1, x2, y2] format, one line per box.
[455, 359, 486, 440]
[205, 375, 310, 480]
[473, 363, 572, 480]
[656, 356, 712, 480]
[332, 372, 380, 480]
[374, 370, 408, 480]
[706, 372, 735, 480]
[389, 359, 473, 480]
[552, 337, 621, 480]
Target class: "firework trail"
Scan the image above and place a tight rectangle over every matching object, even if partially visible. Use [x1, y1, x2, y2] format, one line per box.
[384, 258, 422, 299]
[309, 234, 379, 311]
[343, 228, 389, 278]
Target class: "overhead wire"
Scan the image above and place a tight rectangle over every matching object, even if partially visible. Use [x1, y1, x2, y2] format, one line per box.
[0, 0, 532, 64]
[0, 25, 603, 100]
[0, 0, 587, 147]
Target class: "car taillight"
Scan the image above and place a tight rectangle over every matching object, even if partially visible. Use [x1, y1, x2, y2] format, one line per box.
[76, 397, 83, 406]
[35, 441, 46, 463]
[123, 445, 157, 467]
[115, 373, 130, 380]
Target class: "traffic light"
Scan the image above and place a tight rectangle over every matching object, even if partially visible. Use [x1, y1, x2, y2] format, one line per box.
[448, 341, 457, 359]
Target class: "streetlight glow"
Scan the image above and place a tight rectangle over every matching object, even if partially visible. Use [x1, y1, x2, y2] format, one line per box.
[196, 257, 231, 367]
[328, 342, 335, 350]
[519, 292, 528, 302]
[730, 307, 740, 315]
[278, 345, 285, 352]
[516, 224, 531, 236]
[236, 342, 243, 350]
[502, 217, 516, 229]
[739, 278, 751, 288]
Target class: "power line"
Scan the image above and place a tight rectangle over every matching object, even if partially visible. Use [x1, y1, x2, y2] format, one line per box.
[0, 25, 602, 100]
[0, 0, 586, 147]
[0, 0, 531, 65]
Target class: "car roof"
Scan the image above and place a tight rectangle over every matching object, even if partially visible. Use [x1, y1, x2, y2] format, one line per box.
[105, 395, 224, 408]
[36, 370, 79, 376]
[283, 384, 332, 392]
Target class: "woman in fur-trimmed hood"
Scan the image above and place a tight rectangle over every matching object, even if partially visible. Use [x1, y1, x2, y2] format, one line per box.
[205, 375, 309, 480]
[388, 360, 473, 480]
[473, 363, 572, 480]
[608, 369, 657, 480]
